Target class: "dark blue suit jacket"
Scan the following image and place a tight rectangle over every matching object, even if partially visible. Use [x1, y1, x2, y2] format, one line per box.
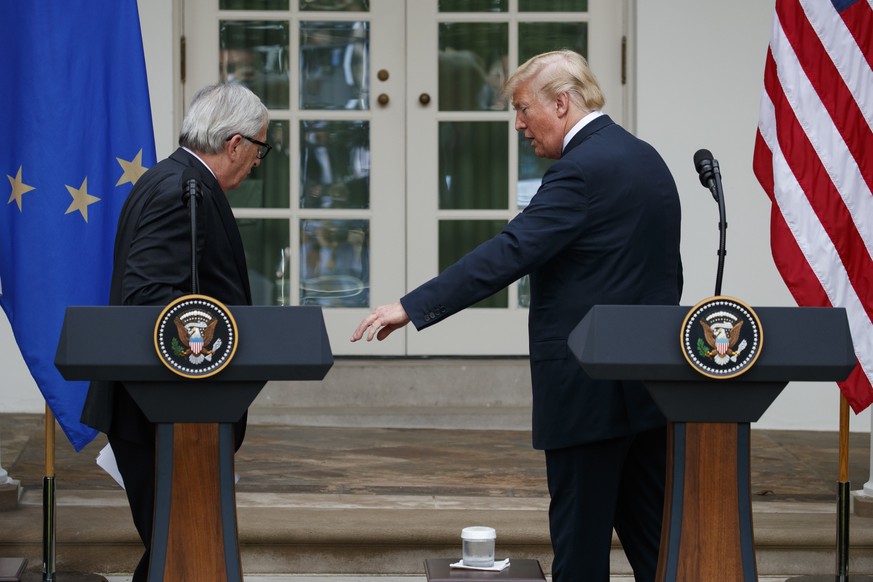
[401, 115, 683, 450]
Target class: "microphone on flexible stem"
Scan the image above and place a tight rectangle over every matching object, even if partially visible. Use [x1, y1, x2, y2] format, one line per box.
[693, 149, 727, 296]
[693, 149, 719, 201]
[180, 168, 202, 295]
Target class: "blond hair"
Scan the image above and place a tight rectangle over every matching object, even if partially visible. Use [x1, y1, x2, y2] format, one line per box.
[502, 49, 605, 112]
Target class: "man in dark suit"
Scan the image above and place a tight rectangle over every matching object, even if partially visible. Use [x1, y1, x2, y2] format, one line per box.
[351, 50, 682, 582]
[80, 82, 270, 582]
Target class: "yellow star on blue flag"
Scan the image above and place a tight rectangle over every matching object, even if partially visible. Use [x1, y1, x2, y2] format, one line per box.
[0, 1, 156, 451]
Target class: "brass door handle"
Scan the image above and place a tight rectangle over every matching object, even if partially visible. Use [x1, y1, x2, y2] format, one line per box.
[419, 93, 431, 105]
[377, 93, 390, 106]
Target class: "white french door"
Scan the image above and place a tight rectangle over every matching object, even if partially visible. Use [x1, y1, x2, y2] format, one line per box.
[183, 0, 626, 356]
[405, 0, 626, 355]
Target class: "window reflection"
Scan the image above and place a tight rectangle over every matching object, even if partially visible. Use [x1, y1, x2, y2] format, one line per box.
[518, 275, 531, 308]
[439, 0, 507, 11]
[231, 121, 290, 209]
[237, 218, 291, 306]
[220, 0, 288, 9]
[300, 0, 369, 10]
[220, 21, 290, 109]
[519, 22, 588, 63]
[519, 0, 587, 11]
[440, 121, 507, 210]
[517, 131, 554, 210]
[300, 120, 370, 209]
[301, 219, 369, 307]
[438, 23, 508, 112]
[300, 21, 369, 110]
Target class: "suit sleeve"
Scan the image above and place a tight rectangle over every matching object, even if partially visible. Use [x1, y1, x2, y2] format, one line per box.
[402, 163, 591, 329]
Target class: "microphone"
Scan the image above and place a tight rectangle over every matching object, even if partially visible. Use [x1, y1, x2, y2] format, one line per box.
[693, 148, 727, 296]
[693, 149, 719, 201]
[180, 168, 201, 208]
[180, 168, 202, 294]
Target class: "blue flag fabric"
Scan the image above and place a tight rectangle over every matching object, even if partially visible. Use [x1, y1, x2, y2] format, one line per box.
[0, 2, 156, 451]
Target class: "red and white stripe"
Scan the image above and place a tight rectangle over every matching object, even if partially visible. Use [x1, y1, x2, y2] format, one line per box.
[753, 0, 873, 412]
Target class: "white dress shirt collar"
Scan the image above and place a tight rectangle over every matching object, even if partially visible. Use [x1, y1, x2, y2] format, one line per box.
[562, 110, 605, 152]
[182, 146, 217, 180]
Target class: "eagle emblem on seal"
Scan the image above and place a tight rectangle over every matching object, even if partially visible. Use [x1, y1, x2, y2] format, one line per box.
[681, 296, 762, 379]
[171, 309, 223, 364]
[699, 320, 747, 366]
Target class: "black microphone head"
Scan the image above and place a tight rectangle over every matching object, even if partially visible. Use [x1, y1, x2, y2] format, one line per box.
[180, 168, 199, 188]
[180, 168, 201, 206]
[693, 149, 716, 190]
[693, 149, 713, 173]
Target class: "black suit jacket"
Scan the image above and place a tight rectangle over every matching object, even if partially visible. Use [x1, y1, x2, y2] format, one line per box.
[401, 116, 683, 450]
[81, 148, 252, 444]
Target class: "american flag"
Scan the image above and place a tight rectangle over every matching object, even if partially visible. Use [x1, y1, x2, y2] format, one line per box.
[753, 0, 873, 412]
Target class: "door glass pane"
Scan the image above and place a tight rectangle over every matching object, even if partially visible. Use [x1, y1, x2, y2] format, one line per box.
[237, 218, 291, 306]
[440, 121, 507, 210]
[300, 21, 369, 110]
[220, 21, 290, 110]
[227, 121, 291, 208]
[518, 22, 588, 63]
[300, 120, 370, 209]
[438, 0, 507, 12]
[300, 0, 369, 10]
[518, 275, 530, 307]
[221, 0, 288, 9]
[517, 132, 554, 210]
[230, 120, 291, 209]
[439, 220, 507, 308]
[439, 23, 508, 111]
[519, 0, 588, 11]
[301, 219, 369, 307]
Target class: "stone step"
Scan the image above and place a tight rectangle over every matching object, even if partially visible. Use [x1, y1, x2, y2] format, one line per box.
[2, 489, 872, 579]
[252, 358, 532, 409]
[249, 358, 533, 430]
[248, 405, 532, 430]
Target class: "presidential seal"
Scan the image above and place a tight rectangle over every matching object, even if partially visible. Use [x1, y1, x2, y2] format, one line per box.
[681, 296, 763, 379]
[154, 294, 238, 379]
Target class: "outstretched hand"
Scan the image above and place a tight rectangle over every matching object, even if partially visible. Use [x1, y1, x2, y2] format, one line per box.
[350, 301, 411, 342]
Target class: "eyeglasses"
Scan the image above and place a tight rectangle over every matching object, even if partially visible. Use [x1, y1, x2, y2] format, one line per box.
[226, 134, 272, 159]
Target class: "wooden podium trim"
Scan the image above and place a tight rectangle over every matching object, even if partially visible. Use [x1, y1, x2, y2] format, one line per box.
[657, 422, 757, 582]
[150, 423, 241, 582]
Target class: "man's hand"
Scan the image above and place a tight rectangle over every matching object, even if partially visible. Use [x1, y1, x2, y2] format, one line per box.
[351, 301, 411, 342]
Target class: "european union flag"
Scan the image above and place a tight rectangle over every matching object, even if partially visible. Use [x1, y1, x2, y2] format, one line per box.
[0, 2, 157, 451]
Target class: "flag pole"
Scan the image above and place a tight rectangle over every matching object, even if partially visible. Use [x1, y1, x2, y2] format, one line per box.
[42, 407, 109, 582]
[43, 404, 57, 582]
[837, 394, 851, 580]
[786, 394, 873, 582]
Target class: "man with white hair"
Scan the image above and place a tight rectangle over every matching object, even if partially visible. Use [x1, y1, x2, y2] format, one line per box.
[81, 82, 270, 582]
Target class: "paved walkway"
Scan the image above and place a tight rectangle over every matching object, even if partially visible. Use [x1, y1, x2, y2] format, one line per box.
[5, 414, 871, 501]
[3, 413, 873, 580]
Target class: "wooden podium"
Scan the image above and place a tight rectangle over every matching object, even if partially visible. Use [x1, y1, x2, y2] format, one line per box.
[568, 305, 856, 582]
[55, 305, 333, 582]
